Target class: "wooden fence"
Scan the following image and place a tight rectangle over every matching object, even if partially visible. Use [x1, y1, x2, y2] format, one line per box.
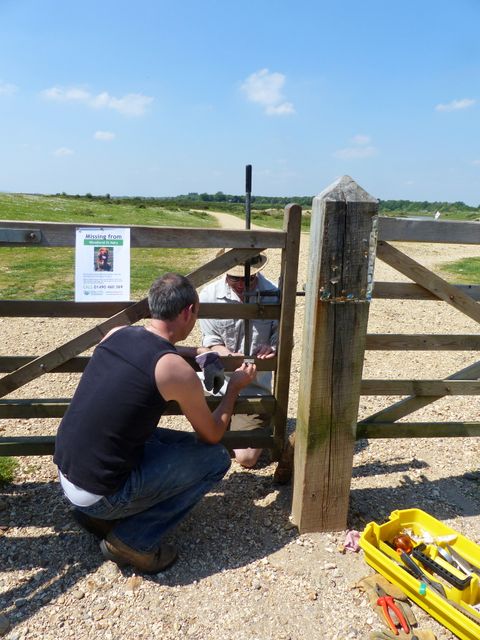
[2, 179, 479, 534]
[292, 176, 480, 532]
[0, 204, 302, 459]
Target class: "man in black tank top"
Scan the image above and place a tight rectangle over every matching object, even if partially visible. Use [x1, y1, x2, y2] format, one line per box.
[54, 273, 257, 574]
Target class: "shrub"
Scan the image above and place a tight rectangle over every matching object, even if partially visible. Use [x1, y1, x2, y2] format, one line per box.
[0, 457, 18, 485]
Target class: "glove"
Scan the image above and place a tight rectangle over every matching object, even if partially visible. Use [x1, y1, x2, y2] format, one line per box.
[195, 352, 225, 394]
[355, 574, 417, 630]
[370, 632, 436, 640]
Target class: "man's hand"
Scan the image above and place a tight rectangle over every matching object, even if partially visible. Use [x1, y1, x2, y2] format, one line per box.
[195, 352, 225, 394]
[229, 362, 257, 391]
[253, 344, 276, 359]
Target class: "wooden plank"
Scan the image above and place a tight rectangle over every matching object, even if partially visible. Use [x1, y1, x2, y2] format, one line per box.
[0, 300, 137, 317]
[0, 220, 285, 249]
[366, 334, 480, 350]
[200, 303, 280, 320]
[0, 437, 55, 456]
[292, 176, 378, 533]
[272, 204, 302, 459]
[373, 282, 480, 301]
[0, 247, 264, 399]
[377, 241, 480, 324]
[360, 359, 480, 423]
[0, 354, 276, 373]
[361, 379, 480, 395]
[378, 217, 480, 244]
[0, 395, 276, 419]
[0, 356, 90, 373]
[222, 428, 273, 449]
[0, 300, 281, 320]
[357, 422, 480, 439]
[0, 428, 274, 457]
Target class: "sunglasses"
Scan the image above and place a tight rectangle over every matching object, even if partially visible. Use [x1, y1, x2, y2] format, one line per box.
[226, 274, 257, 283]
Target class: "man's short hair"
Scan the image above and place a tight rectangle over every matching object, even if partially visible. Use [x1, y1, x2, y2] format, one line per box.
[148, 273, 198, 320]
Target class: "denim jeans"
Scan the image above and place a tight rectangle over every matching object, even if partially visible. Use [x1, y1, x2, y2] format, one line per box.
[75, 428, 231, 553]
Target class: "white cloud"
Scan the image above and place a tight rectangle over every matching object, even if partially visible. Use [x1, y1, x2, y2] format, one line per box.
[473, 159, 480, 166]
[241, 68, 295, 116]
[53, 147, 74, 157]
[0, 82, 18, 96]
[334, 146, 377, 159]
[435, 98, 475, 112]
[41, 86, 153, 116]
[266, 102, 295, 116]
[333, 133, 378, 159]
[94, 130, 116, 141]
[351, 134, 371, 145]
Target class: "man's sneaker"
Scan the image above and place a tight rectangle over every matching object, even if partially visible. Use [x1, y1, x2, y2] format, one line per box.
[100, 533, 178, 574]
[71, 509, 115, 539]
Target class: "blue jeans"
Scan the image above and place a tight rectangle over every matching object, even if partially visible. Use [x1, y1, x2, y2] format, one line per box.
[75, 428, 231, 553]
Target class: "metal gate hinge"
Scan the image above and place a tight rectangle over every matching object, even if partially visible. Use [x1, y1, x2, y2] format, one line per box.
[0, 229, 41, 244]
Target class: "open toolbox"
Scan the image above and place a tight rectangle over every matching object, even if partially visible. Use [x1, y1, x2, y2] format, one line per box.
[359, 508, 480, 640]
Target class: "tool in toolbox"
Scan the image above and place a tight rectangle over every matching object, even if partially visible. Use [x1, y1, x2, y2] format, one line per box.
[375, 584, 410, 635]
[392, 533, 414, 554]
[412, 543, 472, 590]
[391, 531, 472, 590]
[397, 550, 447, 597]
[444, 544, 480, 578]
[397, 549, 480, 626]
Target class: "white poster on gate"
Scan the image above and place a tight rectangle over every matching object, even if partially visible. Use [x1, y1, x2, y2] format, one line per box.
[75, 227, 130, 302]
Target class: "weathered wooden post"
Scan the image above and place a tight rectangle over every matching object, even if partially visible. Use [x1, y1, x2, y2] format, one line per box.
[292, 175, 378, 532]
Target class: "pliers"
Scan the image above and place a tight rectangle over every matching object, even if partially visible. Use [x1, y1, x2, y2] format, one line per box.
[375, 584, 410, 635]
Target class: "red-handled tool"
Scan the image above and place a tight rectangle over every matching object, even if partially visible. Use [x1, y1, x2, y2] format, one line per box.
[375, 584, 410, 635]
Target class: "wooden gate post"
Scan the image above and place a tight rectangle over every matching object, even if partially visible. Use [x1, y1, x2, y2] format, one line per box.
[292, 175, 378, 532]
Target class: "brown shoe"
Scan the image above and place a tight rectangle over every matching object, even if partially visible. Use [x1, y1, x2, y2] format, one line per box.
[71, 509, 115, 539]
[273, 432, 295, 485]
[100, 533, 178, 574]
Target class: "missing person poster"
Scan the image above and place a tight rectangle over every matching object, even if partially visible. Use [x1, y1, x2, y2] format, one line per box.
[75, 227, 130, 302]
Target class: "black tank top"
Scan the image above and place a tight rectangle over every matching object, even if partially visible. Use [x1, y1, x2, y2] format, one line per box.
[54, 326, 178, 495]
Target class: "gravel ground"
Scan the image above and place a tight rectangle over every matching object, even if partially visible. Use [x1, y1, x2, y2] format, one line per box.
[0, 212, 479, 640]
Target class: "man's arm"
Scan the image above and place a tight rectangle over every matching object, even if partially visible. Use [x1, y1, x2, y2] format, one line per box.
[156, 353, 256, 444]
[175, 345, 210, 358]
[198, 315, 228, 349]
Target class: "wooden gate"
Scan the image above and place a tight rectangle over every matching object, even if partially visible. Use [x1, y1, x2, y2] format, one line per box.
[292, 176, 480, 532]
[359, 217, 480, 439]
[0, 204, 301, 458]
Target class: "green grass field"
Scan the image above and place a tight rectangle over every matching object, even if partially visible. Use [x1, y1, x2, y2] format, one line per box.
[0, 193, 219, 299]
[0, 192, 217, 227]
[440, 257, 480, 284]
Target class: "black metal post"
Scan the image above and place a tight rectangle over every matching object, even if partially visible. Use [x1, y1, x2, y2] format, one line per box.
[244, 164, 252, 358]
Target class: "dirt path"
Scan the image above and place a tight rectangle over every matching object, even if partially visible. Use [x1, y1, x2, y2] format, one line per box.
[199, 209, 264, 230]
[0, 212, 479, 639]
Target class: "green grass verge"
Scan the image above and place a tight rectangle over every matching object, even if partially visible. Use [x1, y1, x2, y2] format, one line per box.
[0, 193, 218, 227]
[439, 257, 480, 284]
[0, 457, 18, 485]
[0, 194, 219, 300]
[0, 247, 205, 300]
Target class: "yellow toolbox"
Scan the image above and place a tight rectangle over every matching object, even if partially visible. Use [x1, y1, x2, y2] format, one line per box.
[359, 508, 480, 640]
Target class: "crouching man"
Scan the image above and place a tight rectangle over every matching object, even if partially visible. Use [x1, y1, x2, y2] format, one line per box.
[54, 273, 256, 574]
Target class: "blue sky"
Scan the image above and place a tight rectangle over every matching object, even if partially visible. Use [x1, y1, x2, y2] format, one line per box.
[1, 0, 479, 204]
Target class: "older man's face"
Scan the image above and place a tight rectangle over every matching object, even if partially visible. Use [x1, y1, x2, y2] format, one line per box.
[226, 273, 257, 298]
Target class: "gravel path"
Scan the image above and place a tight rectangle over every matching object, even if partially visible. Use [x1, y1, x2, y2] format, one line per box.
[0, 211, 479, 639]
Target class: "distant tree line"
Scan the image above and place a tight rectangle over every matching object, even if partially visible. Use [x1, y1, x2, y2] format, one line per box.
[378, 199, 480, 213]
[52, 191, 480, 215]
